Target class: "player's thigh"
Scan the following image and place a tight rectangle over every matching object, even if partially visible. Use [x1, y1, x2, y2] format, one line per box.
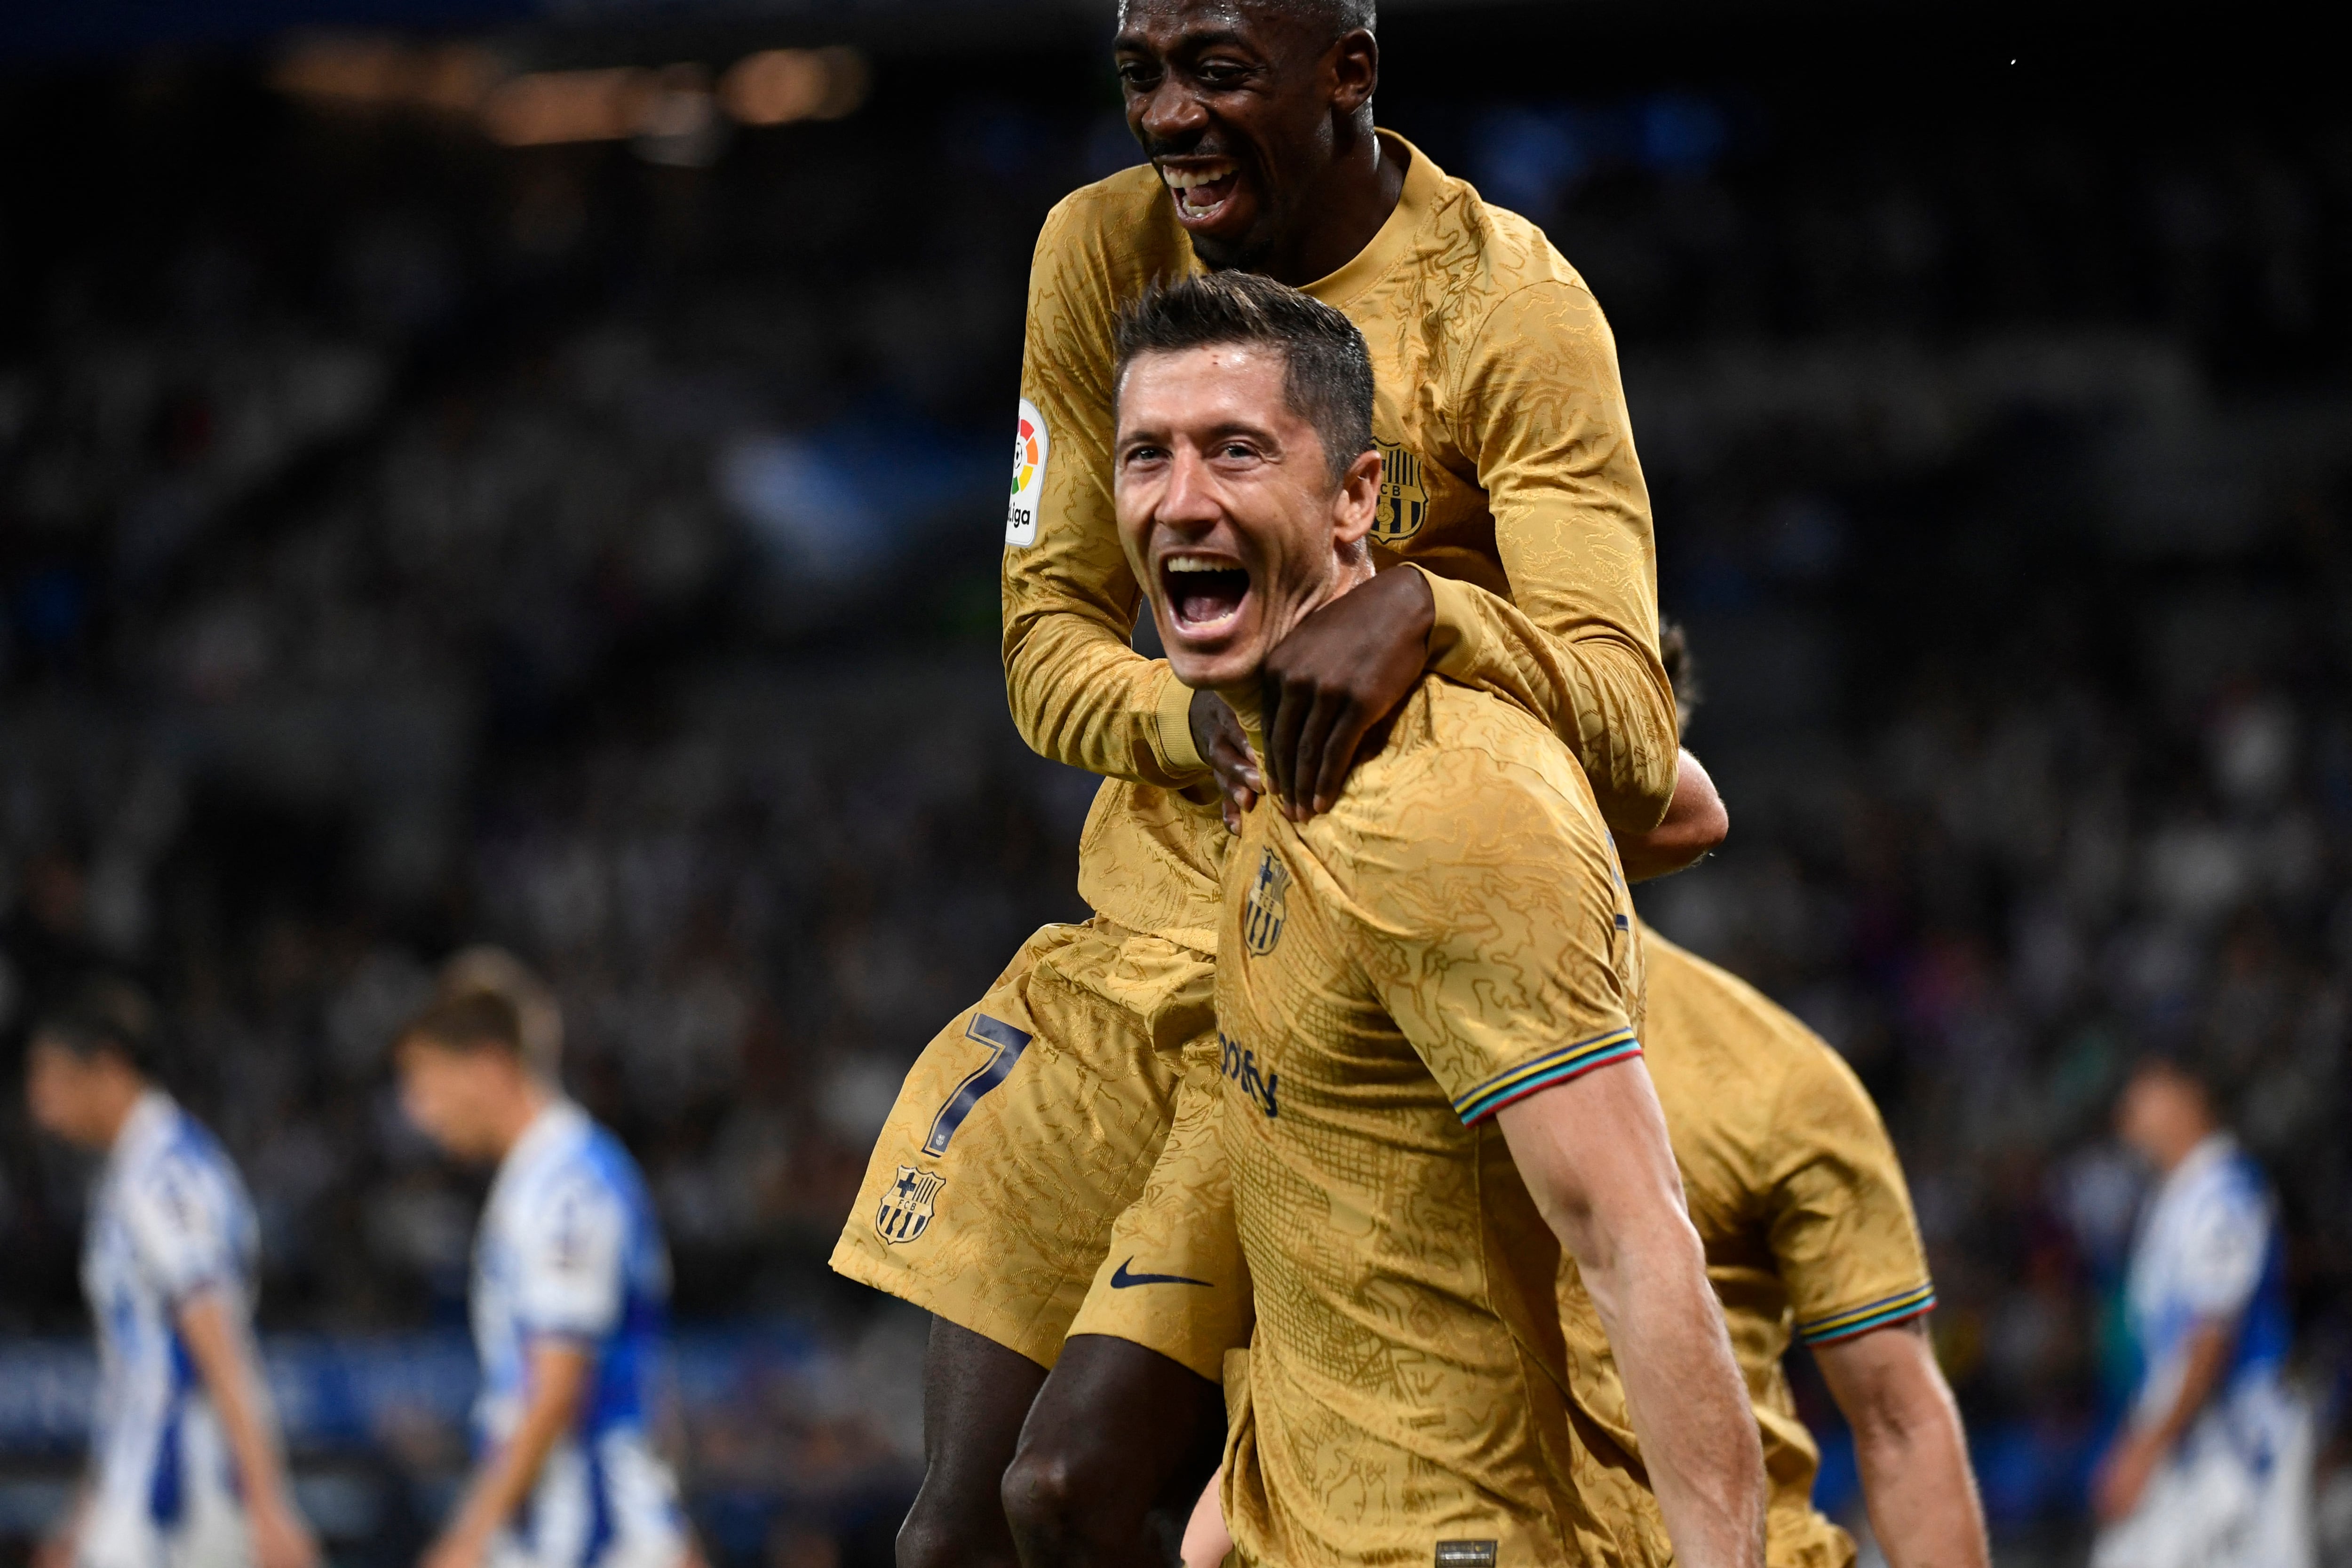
[1064, 1030, 1249, 1384]
[831, 920, 1199, 1368]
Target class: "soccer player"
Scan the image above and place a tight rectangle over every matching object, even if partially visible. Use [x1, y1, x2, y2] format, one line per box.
[393, 961, 691, 1568]
[833, 4, 1715, 1558]
[1173, 634, 1989, 1568]
[1563, 921, 1987, 1568]
[24, 979, 319, 1568]
[1123, 269, 1764, 1565]
[2090, 1055, 2312, 1568]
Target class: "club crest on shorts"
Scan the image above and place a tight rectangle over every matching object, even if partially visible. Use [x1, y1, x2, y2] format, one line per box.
[875, 1165, 945, 1245]
[1372, 440, 1428, 543]
[1243, 849, 1290, 956]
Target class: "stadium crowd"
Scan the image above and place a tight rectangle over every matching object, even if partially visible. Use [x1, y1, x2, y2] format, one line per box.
[2, 40, 2350, 1565]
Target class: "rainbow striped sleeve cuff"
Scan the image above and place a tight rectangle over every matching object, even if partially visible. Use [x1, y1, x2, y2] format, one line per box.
[1454, 1028, 1642, 1125]
[1796, 1283, 1938, 1345]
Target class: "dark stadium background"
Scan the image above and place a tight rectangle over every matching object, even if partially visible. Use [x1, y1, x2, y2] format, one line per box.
[2, 2, 2347, 1564]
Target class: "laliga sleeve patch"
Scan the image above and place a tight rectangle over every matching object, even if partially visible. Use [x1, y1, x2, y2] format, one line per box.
[1007, 397, 1049, 547]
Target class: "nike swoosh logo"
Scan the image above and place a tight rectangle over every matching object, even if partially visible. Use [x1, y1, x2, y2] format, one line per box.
[1109, 1256, 1212, 1289]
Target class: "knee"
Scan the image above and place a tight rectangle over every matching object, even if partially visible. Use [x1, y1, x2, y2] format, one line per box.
[1001, 1442, 1095, 1556]
[899, 1486, 1011, 1568]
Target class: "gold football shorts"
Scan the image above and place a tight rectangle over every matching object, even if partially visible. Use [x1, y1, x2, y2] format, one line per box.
[830, 916, 1216, 1369]
[1065, 1030, 1253, 1381]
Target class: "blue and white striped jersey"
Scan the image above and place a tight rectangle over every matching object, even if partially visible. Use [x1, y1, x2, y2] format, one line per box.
[2124, 1133, 2295, 1461]
[80, 1092, 259, 1536]
[473, 1101, 682, 1568]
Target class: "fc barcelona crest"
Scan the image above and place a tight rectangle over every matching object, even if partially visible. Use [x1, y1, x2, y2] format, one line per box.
[1243, 849, 1291, 956]
[1372, 440, 1429, 543]
[875, 1165, 945, 1246]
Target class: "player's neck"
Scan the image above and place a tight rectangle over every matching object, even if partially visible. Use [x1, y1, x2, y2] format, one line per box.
[1212, 555, 1378, 736]
[490, 1079, 556, 1160]
[1255, 123, 1404, 288]
[90, 1076, 151, 1152]
[2154, 1122, 2219, 1175]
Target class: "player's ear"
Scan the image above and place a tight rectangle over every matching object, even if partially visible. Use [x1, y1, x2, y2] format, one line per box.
[1332, 445, 1381, 547]
[1326, 29, 1377, 116]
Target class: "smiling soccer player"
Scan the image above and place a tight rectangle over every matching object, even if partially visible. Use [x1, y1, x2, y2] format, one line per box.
[1109, 270, 1764, 1568]
[829, 4, 1716, 1563]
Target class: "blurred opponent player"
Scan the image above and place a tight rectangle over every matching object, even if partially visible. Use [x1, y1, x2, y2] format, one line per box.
[2090, 1055, 2313, 1568]
[1113, 272, 1764, 1566]
[831, 3, 1718, 1559]
[24, 978, 319, 1568]
[394, 955, 692, 1568]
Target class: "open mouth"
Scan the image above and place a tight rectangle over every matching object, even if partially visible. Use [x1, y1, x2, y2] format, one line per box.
[1160, 159, 1241, 224]
[1161, 553, 1251, 633]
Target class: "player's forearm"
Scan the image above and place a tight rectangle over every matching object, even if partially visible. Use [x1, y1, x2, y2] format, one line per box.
[176, 1292, 296, 1511]
[2147, 1320, 2235, 1449]
[446, 1346, 591, 1545]
[1853, 1412, 1988, 1568]
[1613, 749, 1726, 882]
[1003, 605, 1205, 785]
[1418, 571, 1677, 833]
[1584, 1233, 1766, 1568]
[1497, 1069, 1764, 1567]
[1816, 1323, 1987, 1568]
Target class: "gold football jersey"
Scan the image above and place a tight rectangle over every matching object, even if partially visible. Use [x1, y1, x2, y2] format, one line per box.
[1212, 673, 1663, 1568]
[1560, 927, 1937, 1568]
[1004, 132, 1677, 956]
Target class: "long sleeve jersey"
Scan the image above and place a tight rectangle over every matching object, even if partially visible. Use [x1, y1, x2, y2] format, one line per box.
[1002, 132, 1678, 954]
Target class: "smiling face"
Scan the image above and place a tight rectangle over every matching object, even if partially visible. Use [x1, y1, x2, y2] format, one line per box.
[1114, 0, 1376, 272]
[1115, 341, 1379, 694]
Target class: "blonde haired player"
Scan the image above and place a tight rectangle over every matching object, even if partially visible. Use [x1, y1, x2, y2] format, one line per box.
[395, 956, 692, 1568]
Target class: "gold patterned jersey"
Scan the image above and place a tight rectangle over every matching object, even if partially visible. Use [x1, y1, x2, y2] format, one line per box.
[1212, 673, 1663, 1568]
[1005, 131, 1677, 955]
[1560, 927, 1937, 1568]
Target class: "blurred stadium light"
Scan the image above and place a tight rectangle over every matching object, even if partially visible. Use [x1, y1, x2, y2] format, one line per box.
[265, 35, 868, 148]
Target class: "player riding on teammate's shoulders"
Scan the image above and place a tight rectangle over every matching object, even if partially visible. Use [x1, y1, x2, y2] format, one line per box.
[828, 3, 1981, 1566]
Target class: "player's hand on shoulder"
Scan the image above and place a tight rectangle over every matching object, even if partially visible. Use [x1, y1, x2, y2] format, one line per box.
[1262, 565, 1435, 820]
[1190, 688, 1262, 833]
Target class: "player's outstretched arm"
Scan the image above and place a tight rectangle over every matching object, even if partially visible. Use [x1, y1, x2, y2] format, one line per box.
[176, 1290, 320, 1568]
[1813, 1321, 1988, 1568]
[421, 1339, 594, 1568]
[1496, 1061, 1765, 1568]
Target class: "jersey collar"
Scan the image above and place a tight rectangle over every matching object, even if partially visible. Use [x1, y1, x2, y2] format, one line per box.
[105, 1089, 178, 1177]
[494, 1096, 588, 1191]
[2161, 1131, 2238, 1196]
[1300, 129, 1444, 312]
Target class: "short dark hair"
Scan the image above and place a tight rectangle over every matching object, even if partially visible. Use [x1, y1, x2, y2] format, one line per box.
[1119, 0, 1375, 45]
[1660, 619, 1702, 738]
[33, 977, 161, 1077]
[2127, 1045, 2222, 1106]
[1280, 0, 1376, 40]
[1113, 271, 1375, 485]
[400, 990, 525, 1058]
